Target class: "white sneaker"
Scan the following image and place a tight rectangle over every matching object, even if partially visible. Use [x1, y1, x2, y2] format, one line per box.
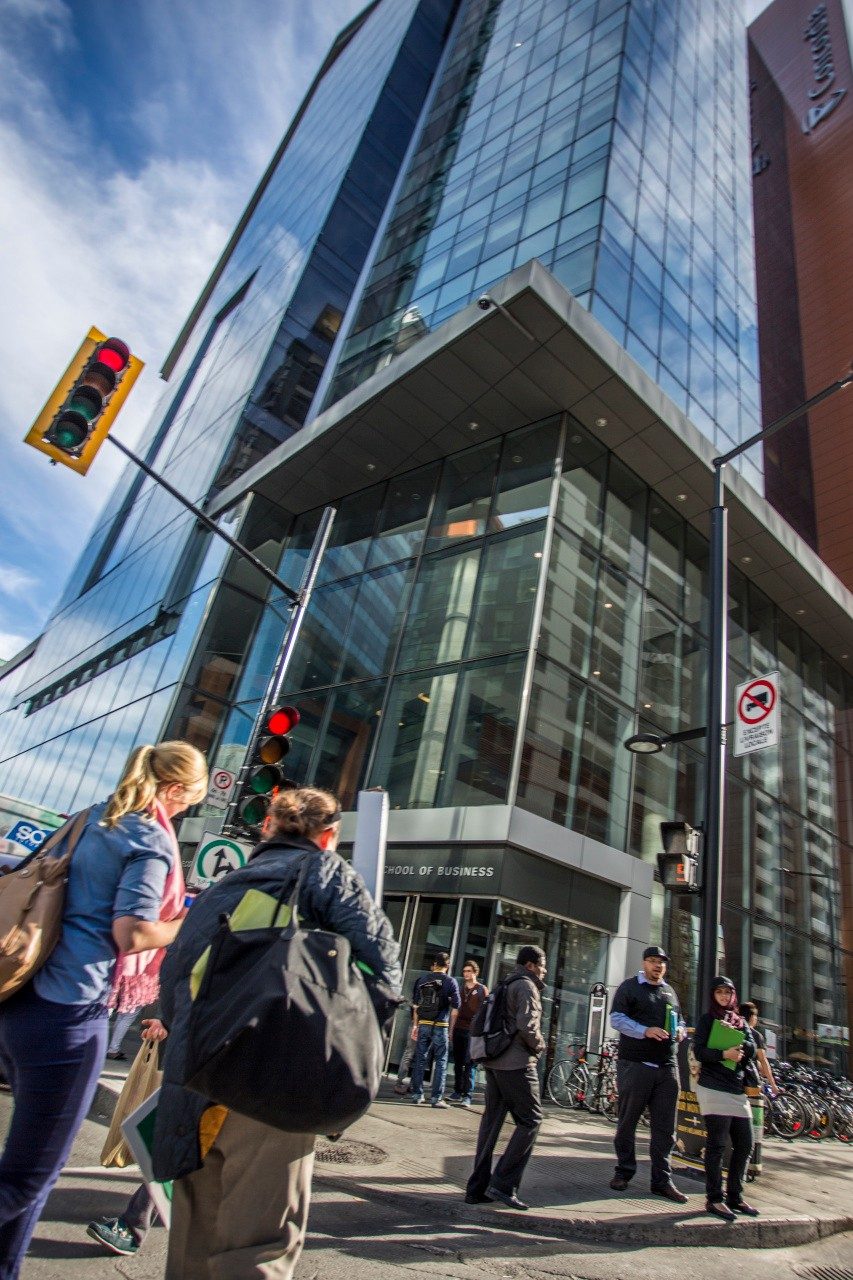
[432, 1099, 450, 1109]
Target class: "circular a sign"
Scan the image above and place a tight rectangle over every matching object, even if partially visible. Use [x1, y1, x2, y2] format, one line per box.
[738, 678, 777, 725]
[212, 769, 233, 792]
[195, 837, 247, 882]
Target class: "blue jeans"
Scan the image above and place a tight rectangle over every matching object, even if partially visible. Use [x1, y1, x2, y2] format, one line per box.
[0, 985, 108, 1278]
[410, 1024, 449, 1102]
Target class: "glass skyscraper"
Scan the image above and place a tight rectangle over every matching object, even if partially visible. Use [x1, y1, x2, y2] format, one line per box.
[2, 0, 850, 1066]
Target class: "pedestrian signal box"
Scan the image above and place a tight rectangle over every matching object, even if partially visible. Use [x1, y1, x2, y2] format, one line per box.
[23, 328, 143, 474]
[657, 821, 701, 891]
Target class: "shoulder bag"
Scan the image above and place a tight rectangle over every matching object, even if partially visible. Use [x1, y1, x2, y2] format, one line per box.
[0, 809, 90, 1002]
[181, 854, 384, 1134]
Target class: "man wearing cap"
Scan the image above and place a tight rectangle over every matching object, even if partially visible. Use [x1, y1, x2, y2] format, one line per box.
[608, 946, 688, 1203]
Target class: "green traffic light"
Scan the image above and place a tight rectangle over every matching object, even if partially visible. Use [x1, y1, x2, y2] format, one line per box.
[45, 411, 89, 450]
[240, 794, 270, 826]
[249, 765, 283, 794]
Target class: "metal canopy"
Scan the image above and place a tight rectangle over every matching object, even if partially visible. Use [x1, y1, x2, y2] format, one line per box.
[209, 259, 853, 664]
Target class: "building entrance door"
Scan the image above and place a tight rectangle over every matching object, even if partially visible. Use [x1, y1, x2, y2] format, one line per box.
[384, 895, 462, 1071]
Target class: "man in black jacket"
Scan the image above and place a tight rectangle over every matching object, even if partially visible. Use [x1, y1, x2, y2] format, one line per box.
[608, 946, 688, 1203]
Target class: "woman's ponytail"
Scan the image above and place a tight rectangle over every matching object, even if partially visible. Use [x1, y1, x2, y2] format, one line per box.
[102, 740, 207, 827]
[103, 744, 159, 827]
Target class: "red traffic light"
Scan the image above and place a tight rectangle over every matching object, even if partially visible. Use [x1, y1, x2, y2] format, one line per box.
[96, 338, 130, 373]
[267, 705, 300, 736]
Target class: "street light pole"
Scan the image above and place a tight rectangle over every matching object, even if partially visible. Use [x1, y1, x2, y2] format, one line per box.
[698, 463, 728, 1010]
[696, 364, 851, 1013]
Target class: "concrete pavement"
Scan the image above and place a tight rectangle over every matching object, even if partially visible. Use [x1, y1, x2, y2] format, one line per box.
[325, 1080, 853, 1250]
[5, 1062, 852, 1276]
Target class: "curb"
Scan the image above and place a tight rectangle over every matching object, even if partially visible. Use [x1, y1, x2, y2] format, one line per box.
[314, 1170, 853, 1249]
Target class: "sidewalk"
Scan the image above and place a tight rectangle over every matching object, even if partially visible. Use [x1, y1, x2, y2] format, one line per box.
[316, 1080, 853, 1250]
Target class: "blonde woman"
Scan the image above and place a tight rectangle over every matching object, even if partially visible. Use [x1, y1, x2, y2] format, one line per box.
[0, 740, 207, 1279]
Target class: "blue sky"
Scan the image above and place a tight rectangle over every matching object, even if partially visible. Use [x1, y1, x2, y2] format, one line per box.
[0, 0, 364, 659]
[0, 0, 799, 661]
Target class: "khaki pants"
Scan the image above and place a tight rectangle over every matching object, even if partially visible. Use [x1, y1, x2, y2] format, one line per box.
[166, 1111, 315, 1279]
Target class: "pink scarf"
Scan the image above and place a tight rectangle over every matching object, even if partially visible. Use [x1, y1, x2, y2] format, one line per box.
[107, 799, 186, 1013]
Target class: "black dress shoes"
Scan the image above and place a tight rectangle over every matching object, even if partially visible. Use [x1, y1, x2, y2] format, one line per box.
[652, 1183, 689, 1204]
[706, 1200, 736, 1221]
[464, 1192, 494, 1204]
[609, 1176, 630, 1190]
[488, 1186, 529, 1210]
[727, 1200, 759, 1216]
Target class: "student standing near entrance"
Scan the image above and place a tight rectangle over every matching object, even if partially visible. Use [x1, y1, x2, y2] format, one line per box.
[409, 953, 460, 1109]
[609, 945, 689, 1203]
[450, 961, 488, 1107]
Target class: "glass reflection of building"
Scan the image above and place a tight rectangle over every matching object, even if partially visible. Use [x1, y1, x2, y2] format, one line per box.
[1, 0, 851, 1070]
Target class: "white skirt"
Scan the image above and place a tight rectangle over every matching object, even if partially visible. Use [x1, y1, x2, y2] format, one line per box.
[695, 1084, 752, 1120]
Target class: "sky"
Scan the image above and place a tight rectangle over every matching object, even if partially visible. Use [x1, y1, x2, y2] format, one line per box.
[0, 0, 365, 660]
[0, 0, 830, 661]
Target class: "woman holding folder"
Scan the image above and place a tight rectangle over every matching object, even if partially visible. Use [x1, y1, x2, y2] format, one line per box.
[692, 976, 758, 1221]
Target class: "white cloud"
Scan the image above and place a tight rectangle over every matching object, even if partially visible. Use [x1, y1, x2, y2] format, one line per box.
[0, 567, 39, 599]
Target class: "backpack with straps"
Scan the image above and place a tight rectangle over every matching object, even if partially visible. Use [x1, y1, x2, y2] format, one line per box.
[468, 973, 523, 1063]
[415, 974, 445, 1021]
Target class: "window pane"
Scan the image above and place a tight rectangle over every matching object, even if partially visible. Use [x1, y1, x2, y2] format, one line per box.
[318, 486, 382, 583]
[589, 561, 641, 707]
[646, 500, 683, 614]
[428, 439, 501, 548]
[440, 656, 525, 806]
[398, 545, 481, 670]
[557, 427, 606, 547]
[368, 463, 439, 568]
[313, 680, 384, 810]
[339, 562, 413, 682]
[493, 418, 559, 528]
[539, 530, 596, 677]
[517, 659, 584, 826]
[573, 685, 632, 847]
[370, 668, 459, 809]
[467, 529, 543, 660]
[639, 599, 680, 733]
[286, 579, 359, 690]
[602, 458, 646, 577]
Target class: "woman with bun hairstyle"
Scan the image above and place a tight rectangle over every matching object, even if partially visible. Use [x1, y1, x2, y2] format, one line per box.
[154, 786, 402, 1280]
[692, 976, 758, 1221]
[0, 740, 207, 1278]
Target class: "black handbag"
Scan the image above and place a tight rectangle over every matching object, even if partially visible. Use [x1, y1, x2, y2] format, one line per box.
[181, 855, 383, 1134]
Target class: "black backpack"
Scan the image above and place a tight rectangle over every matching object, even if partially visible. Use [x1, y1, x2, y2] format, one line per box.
[469, 974, 523, 1063]
[415, 975, 445, 1021]
[180, 856, 383, 1134]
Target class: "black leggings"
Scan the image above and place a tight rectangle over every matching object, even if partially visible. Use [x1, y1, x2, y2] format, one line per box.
[704, 1113, 753, 1205]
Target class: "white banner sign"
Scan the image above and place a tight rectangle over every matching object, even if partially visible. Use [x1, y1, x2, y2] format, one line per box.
[733, 670, 780, 757]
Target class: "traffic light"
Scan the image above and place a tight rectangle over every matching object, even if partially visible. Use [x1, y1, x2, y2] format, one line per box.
[657, 821, 701, 891]
[23, 327, 144, 475]
[238, 705, 301, 830]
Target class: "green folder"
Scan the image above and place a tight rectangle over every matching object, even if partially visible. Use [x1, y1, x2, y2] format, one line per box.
[707, 1019, 745, 1070]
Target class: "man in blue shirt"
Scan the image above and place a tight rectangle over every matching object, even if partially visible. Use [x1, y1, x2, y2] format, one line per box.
[410, 952, 461, 1109]
[609, 945, 689, 1203]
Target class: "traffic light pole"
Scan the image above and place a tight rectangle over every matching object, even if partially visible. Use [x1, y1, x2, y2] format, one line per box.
[222, 505, 336, 835]
[107, 434, 301, 603]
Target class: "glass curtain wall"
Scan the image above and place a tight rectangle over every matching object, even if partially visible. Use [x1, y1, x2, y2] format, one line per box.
[213, 410, 853, 1059]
